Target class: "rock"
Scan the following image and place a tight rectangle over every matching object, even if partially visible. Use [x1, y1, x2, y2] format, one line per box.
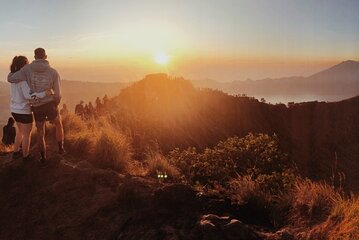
[198, 218, 223, 240]
[197, 214, 261, 240]
[223, 219, 260, 240]
[201, 214, 231, 225]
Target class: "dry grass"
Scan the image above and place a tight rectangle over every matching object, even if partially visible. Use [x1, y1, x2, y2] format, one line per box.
[287, 180, 359, 239]
[289, 180, 342, 226]
[226, 175, 276, 227]
[66, 131, 96, 158]
[324, 196, 359, 240]
[127, 160, 147, 176]
[92, 129, 132, 172]
[305, 196, 359, 240]
[62, 114, 87, 133]
[0, 143, 13, 153]
[63, 114, 132, 172]
[63, 114, 96, 159]
[146, 153, 180, 180]
[225, 176, 359, 236]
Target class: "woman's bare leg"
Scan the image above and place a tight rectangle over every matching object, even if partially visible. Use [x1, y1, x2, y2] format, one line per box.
[36, 121, 46, 159]
[21, 123, 33, 157]
[14, 122, 23, 152]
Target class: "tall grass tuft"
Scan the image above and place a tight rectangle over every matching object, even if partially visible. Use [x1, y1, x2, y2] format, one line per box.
[62, 113, 87, 134]
[91, 129, 132, 172]
[286, 180, 359, 239]
[63, 114, 95, 158]
[0, 143, 13, 153]
[146, 153, 180, 180]
[227, 175, 277, 227]
[289, 180, 342, 226]
[66, 131, 96, 158]
[227, 175, 269, 205]
[323, 196, 359, 240]
[62, 113, 132, 172]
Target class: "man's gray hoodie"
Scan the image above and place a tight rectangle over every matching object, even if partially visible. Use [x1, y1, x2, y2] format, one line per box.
[8, 59, 61, 107]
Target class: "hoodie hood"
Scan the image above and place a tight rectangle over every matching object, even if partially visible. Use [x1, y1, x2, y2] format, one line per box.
[30, 59, 50, 73]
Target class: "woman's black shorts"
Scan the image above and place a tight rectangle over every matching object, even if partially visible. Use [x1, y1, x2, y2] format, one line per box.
[11, 112, 33, 124]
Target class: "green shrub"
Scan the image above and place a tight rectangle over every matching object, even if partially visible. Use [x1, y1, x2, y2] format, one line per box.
[169, 133, 296, 193]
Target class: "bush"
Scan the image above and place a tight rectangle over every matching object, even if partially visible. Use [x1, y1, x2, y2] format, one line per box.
[169, 133, 296, 193]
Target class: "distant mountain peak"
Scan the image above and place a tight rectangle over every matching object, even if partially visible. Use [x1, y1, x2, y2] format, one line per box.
[333, 60, 359, 70]
[308, 60, 359, 80]
[341, 60, 358, 64]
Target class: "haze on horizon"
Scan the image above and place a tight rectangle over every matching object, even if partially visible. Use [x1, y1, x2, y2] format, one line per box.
[1, 0, 358, 82]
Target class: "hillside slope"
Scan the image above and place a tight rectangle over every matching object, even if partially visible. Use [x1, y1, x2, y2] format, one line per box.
[0, 156, 265, 240]
[111, 74, 359, 192]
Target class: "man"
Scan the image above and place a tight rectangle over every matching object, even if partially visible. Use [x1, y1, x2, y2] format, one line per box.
[8, 48, 65, 163]
[75, 100, 85, 120]
[60, 103, 69, 116]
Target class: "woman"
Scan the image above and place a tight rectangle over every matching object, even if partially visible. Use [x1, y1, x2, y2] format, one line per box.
[2, 117, 16, 146]
[9, 56, 52, 161]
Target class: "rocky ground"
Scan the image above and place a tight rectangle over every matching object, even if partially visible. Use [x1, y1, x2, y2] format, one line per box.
[0, 151, 293, 240]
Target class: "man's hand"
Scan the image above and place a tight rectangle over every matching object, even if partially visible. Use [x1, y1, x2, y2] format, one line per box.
[46, 89, 55, 96]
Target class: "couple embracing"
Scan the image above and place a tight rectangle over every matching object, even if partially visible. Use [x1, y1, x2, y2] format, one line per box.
[8, 48, 65, 164]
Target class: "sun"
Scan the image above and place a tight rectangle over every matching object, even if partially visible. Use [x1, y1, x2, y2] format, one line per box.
[154, 52, 170, 65]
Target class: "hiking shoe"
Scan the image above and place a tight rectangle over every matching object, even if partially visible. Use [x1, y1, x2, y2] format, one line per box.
[23, 154, 34, 163]
[58, 148, 66, 155]
[39, 157, 47, 165]
[12, 150, 22, 160]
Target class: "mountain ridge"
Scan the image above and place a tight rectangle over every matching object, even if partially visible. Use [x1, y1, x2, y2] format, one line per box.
[191, 60, 359, 103]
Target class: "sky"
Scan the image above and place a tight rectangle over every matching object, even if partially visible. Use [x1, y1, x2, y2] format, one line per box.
[0, 0, 358, 82]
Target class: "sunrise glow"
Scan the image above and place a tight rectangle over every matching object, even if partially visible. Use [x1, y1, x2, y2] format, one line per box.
[0, 1, 358, 82]
[154, 53, 170, 65]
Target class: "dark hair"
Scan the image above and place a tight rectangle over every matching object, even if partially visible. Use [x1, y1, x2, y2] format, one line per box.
[10, 56, 29, 73]
[7, 117, 14, 127]
[34, 48, 46, 59]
